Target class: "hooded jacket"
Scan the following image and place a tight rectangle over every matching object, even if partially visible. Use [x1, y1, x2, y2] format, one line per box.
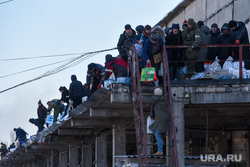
[37, 104, 47, 123]
[59, 86, 69, 103]
[231, 21, 249, 44]
[86, 64, 105, 86]
[117, 29, 136, 56]
[15, 128, 27, 141]
[152, 26, 166, 43]
[69, 75, 83, 100]
[101, 57, 128, 84]
[198, 25, 211, 61]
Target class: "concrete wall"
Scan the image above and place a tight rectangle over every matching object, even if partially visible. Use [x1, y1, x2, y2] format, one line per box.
[164, 0, 250, 38]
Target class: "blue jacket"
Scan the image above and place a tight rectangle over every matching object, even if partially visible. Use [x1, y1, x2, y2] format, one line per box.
[15, 128, 27, 141]
[141, 37, 164, 66]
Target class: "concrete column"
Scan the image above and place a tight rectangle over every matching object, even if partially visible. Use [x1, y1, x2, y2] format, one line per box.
[50, 150, 54, 167]
[38, 159, 44, 167]
[59, 149, 68, 167]
[146, 134, 154, 155]
[112, 125, 126, 167]
[95, 136, 107, 167]
[69, 144, 79, 167]
[173, 102, 185, 167]
[45, 155, 50, 167]
[81, 144, 92, 167]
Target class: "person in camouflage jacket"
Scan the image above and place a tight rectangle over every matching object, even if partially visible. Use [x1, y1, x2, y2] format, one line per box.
[182, 18, 202, 79]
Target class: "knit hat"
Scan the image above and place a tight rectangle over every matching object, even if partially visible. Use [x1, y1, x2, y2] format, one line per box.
[125, 24, 131, 30]
[229, 20, 237, 28]
[182, 20, 188, 29]
[105, 54, 112, 61]
[145, 25, 151, 30]
[221, 23, 230, 31]
[88, 63, 95, 71]
[38, 100, 42, 104]
[150, 31, 160, 42]
[211, 23, 218, 28]
[171, 23, 179, 30]
[187, 18, 195, 25]
[197, 21, 204, 28]
[135, 25, 144, 34]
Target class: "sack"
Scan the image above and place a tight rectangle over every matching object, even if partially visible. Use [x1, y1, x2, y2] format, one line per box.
[140, 64, 158, 83]
[210, 56, 221, 72]
[135, 43, 143, 57]
[46, 115, 54, 126]
[147, 116, 155, 134]
[223, 56, 234, 70]
[153, 52, 163, 64]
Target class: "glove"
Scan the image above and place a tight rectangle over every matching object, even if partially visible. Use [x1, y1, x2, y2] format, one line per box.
[187, 47, 193, 53]
[97, 84, 101, 89]
[235, 39, 240, 44]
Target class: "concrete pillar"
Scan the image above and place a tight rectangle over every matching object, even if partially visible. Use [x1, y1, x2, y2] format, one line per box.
[38, 159, 44, 167]
[146, 134, 154, 155]
[95, 136, 107, 167]
[69, 144, 79, 167]
[81, 144, 92, 167]
[50, 150, 54, 167]
[45, 155, 50, 167]
[173, 102, 185, 167]
[112, 125, 126, 167]
[59, 149, 68, 167]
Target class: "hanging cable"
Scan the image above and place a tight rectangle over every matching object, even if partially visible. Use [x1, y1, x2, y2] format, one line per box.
[0, 0, 13, 5]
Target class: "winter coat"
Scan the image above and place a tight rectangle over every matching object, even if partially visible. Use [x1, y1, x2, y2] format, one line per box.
[37, 105, 47, 123]
[207, 29, 220, 60]
[86, 64, 105, 85]
[198, 25, 211, 61]
[69, 75, 83, 100]
[60, 87, 69, 103]
[141, 37, 164, 66]
[149, 97, 169, 133]
[182, 23, 202, 59]
[166, 30, 184, 67]
[217, 32, 234, 62]
[15, 128, 27, 141]
[101, 57, 128, 84]
[117, 29, 136, 56]
[0, 144, 7, 154]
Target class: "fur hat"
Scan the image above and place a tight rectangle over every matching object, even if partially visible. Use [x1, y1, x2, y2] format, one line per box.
[187, 18, 195, 25]
[229, 20, 237, 28]
[150, 31, 160, 42]
[171, 23, 179, 30]
[125, 24, 131, 30]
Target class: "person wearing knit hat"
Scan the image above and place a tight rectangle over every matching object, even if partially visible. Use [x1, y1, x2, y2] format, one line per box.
[117, 24, 136, 62]
[228, 20, 250, 68]
[208, 23, 220, 61]
[182, 20, 188, 30]
[182, 18, 202, 79]
[211, 23, 218, 29]
[197, 21, 204, 28]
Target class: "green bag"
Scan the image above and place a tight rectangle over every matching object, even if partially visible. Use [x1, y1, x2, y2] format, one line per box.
[140, 67, 157, 83]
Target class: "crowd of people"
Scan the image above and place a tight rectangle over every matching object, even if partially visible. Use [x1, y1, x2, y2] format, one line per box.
[2, 18, 249, 158]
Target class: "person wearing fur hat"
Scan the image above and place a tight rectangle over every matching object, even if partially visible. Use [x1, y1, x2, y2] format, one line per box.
[182, 18, 202, 79]
[152, 26, 166, 43]
[86, 63, 105, 96]
[229, 20, 250, 68]
[166, 23, 184, 80]
[142, 31, 165, 83]
[117, 24, 136, 62]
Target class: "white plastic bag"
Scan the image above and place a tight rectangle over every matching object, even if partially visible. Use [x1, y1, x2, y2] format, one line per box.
[210, 56, 221, 72]
[147, 116, 155, 134]
[223, 56, 233, 69]
[135, 43, 143, 57]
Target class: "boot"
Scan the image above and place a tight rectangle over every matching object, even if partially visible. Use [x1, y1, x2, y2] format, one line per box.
[153, 151, 163, 156]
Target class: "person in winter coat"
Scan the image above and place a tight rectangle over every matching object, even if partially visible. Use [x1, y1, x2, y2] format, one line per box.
[133, 25, 145, 71]
[0, 143, 8, 158]
[182, 20, 188, 30]
[101, 55, 128, 84]
[47, 99, 64, 123]
[8, 143, 15, 152]
[37, 100, 47, 132]
[182, 18, 202, 79]
[207, 23, 220, 61]
[196, 21, 211, 72]
[117, 24, 136, 62]
[69, 75, 83, 108]
[149, 91, 170, 156]
[166, 23, 184, 80]
[142, 25, 151, 46]
[142, 32, 165, 83]
[86, 63, 105, 96]
[229, 20, 250, 69]
[13, 128, 27, 144]
[59, 86, 69, 114]
[152, 26, 166, 43]
[216, 23, 235, 67]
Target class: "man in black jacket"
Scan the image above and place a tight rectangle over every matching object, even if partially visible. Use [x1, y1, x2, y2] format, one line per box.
[229, 20, 250, 68]
[13, 128, 27, 144]
[69, 75, 83, 108]
[117, 24, 136, 61]
[37, 100, 47, 132]
[86, 63, 105, 95]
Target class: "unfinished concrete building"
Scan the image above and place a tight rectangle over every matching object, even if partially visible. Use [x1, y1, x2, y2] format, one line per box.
[1, 0, 250, 166]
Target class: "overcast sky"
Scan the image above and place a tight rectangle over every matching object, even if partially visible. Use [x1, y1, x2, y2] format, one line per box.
[0, 0, 182, 145]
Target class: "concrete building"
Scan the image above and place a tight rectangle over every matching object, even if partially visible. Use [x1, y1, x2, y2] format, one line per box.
[156, 0, 250, 39]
